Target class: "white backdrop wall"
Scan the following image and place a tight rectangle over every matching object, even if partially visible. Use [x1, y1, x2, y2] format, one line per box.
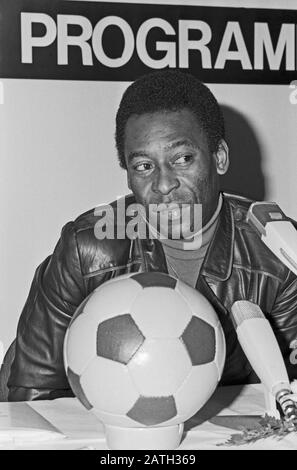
[1, 0, 297, 352]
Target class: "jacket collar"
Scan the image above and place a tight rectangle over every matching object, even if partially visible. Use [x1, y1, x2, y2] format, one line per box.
[200, 195, 235, 282]
[140, 194, 235, 282]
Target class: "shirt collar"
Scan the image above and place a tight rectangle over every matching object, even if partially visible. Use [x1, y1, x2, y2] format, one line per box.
[139, 193, 234, 282]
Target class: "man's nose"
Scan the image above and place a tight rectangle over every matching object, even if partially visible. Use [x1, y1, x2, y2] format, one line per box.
[152, 167, 180, 195]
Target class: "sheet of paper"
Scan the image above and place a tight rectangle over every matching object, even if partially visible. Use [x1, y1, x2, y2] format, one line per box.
[28, 397, 105, 440]
[185, 383, 266, 430]
[0, 402, 65, 444]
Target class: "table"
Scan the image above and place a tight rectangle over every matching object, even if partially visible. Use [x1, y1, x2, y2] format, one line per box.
[0, 384, 296, 450]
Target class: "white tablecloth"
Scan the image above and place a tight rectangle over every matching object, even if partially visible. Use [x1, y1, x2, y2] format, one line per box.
[0, 384, 296, 450]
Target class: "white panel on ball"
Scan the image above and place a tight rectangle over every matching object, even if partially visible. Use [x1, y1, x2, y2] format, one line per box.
[81, 356, 139, 414]
[130, 287, 192, 338]
[64, 313, 99, 375]
[128, 338, 192, 396]
[176, 281, 220, 327]
[173, 362, 219, 421]
[83, 277, 142, 323]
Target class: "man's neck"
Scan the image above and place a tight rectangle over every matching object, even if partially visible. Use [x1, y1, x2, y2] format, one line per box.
[158, 195, 222, 286]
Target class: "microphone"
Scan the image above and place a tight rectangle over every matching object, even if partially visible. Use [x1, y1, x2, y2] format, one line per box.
[231, 300, 297, 422]
[246, 201, 297, 276]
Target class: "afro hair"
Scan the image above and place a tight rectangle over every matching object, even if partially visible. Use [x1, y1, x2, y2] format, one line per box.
[115, 69, 225, 169]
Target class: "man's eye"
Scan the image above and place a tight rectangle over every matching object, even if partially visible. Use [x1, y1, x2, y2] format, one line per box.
[175, 154, 193, 165]
[133, 162, 153, 172]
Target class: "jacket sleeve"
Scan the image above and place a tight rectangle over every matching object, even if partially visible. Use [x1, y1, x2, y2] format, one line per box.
[269, 217, 297, 380]
[7, 221, 87, 401]
[270, 268, 297, 381]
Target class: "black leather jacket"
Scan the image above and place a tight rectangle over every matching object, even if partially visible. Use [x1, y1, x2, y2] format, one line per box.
[8, 193, 297, 401]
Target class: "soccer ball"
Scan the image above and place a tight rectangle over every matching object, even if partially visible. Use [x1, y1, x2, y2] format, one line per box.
[63, 272, 226, 429]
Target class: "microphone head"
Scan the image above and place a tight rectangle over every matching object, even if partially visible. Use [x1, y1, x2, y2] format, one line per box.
[231, 300, 264, 327]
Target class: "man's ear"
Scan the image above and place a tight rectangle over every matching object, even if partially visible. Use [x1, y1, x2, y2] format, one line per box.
[214, 139, 229, 175]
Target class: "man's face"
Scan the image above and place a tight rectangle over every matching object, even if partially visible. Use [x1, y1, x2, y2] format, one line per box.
[124, 108, 228, 238]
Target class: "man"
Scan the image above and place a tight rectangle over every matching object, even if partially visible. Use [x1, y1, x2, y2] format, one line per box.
[7, 70, 297, 401]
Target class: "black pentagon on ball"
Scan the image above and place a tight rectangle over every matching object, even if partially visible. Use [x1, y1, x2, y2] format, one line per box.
[127, 396, 177, 425]
[131, 272, 177, 289]
[181, 316, 216, 365]
[67, 367, 93, 410]
[97, 314, 145, 364]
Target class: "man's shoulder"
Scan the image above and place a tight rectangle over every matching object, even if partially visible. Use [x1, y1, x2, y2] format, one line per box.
[223, 191, 297, 229]
[223, 192, 291, 281]
[72, 193, 136, 233]
[223, 192, 254, 214]
[60, 194, 136, 275]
